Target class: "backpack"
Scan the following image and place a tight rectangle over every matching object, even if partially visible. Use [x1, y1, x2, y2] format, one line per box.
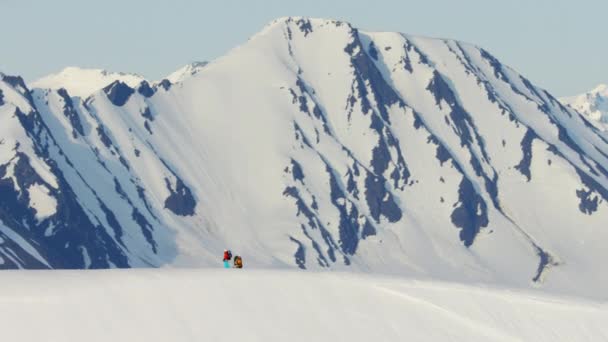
[234, 256, 242, 268]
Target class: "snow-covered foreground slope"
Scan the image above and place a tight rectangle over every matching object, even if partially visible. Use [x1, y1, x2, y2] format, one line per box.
[561, 84, 608, 130]
[0, 269, 606, 342]
[2, 17, 608, 299]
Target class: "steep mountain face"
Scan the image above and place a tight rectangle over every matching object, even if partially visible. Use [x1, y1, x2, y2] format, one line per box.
[31, 67, 146, 98]
[561, 84, 608, 130]
[2, 17, 608, 297]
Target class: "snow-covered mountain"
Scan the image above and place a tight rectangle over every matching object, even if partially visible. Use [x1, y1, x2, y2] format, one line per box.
[561, 84, 608, 130]
[31, 67, 146, 98]
[2, 17, 608, 298]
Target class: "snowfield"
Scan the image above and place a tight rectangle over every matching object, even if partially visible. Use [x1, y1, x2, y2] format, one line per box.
[0, 269, 606, 342]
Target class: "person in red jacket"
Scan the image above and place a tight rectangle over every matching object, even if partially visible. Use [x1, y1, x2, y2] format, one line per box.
[223, 250, 232, 268]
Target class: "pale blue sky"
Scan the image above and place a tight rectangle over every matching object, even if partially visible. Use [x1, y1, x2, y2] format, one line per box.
[0, 0, 605, 96]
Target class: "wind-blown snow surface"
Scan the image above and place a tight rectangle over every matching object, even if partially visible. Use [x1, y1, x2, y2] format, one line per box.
[2, 17, 608, 299]
[561, 84, 608, 130]
[0, 269, 606, 342]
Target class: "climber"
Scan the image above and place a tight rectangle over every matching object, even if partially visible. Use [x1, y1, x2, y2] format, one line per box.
[233, 255, 243, 269]
[223, 249, 232, 268]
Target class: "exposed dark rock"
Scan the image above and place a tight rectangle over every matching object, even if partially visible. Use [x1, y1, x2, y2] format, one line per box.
[344, 28, 404, 122]
[295, 18, 313, 36]
[300, 224, 329, 267]
[365, 173, 402, 224]
[132, 208, 157, 253]
[289, 236, 306, 269]
[156, 79, 172, 91]
[515, 129, 537, 181]
[401, 47, 413, 73]
[451, 177, 488, 247]
[546, 145, 608, 215]
[292, 77, 331, 134]
[428, 136, 451, 166]
[326, 165, 372, 255]
[413, 112, 424, 129]
[532, 247, 558, 283]
[56, 88, 85, 137]
[141, 107, 154, 121]
[294, 123, 313, 148]
[164, 177, 196, 216]
[118, 156, 130, 170]
[291, 159, 304, 182]
[144, 121, 153, 135]
[282, 186, 338, 263]
[403, 39, 431, 67]
[346, 168, 360, 199]
[427, 71, 474, 146]
[1, 74, 34, 105]
[100, 202, 126, 247]
[103, 81, 134, 106]
[427, 70, 502, 211]
[576, 189, 599, 215]
[137, 81, 155, 98]
[136, 185, 157, 219]
[96, 125, 113, 149]
[368, 42, 379, 60]
[479, 49, 507, 81]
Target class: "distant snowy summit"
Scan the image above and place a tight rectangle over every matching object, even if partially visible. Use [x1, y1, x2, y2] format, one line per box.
[31, 66, 146, 98]
[30, 63, 208, 98]
[561, 84, 608, 129]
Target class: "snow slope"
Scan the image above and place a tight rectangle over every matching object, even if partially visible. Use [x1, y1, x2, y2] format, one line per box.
[561, 84, 608, 130]
[31, 66, 145, 98]
[0, 269, 606, 342]
[2, 17, 608, 300]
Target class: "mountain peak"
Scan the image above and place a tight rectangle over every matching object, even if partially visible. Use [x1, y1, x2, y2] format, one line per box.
[269, 16, 350, 26]
[256, 16, 354, 39]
